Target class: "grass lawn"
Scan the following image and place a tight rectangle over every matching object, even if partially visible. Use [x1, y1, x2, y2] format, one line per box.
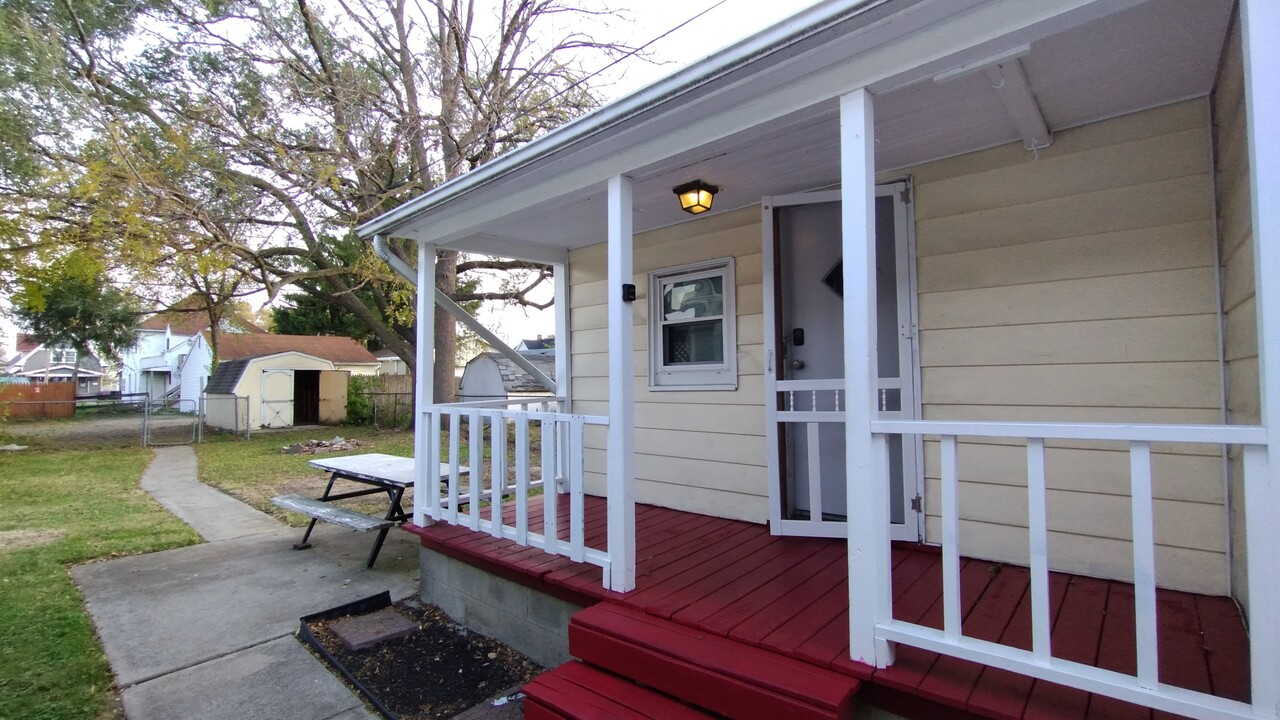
[195, 427, 415, 525]
[0, 446, 200, 720]
[195, 424, 541, 526]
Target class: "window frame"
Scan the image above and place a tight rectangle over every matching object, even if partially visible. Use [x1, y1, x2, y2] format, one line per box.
[647, 257, 737, 391]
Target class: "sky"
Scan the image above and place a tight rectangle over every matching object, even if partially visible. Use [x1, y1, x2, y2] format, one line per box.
[476, 0, 825, 347]
[1, 0, 825, 358]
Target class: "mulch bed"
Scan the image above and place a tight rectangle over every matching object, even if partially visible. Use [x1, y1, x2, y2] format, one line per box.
[306, 599, 542, 720]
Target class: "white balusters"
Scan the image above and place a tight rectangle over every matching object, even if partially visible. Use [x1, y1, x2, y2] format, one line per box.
[542, 418, 558, 554]
[940, 434, 961, 641]
[515, 415, 530, 544]
[1129, 441, 1158, 689]
[490, 415, 506, 538]
[1026, 438, 1051, 661]
[569, 417, 586, 562]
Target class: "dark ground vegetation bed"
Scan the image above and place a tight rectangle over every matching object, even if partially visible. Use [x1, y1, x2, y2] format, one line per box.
[307, 599, 542, 720]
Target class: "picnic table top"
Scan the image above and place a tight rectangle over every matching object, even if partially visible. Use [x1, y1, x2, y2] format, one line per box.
[307, 453, 467, 488]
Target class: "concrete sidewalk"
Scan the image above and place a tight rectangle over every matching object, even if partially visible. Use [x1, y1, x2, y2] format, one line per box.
[73, 446, 420, 720]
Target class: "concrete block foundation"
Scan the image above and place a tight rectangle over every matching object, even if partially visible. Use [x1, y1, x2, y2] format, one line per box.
[418, 548, 583, 668]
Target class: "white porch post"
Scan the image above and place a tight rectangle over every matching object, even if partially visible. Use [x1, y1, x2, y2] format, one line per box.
[413, 242, 437, 527]
[1240, 1, 1280, 716]
[554, 262, 572, 492]
[606, 175, 636, 592]
[841, 88, 894, 668]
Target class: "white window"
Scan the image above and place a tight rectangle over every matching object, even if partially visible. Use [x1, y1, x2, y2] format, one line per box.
[50, 348, 77, 364]
[648, 258, 737, 390]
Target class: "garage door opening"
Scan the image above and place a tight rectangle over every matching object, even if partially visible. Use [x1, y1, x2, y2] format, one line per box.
[294, 370, 320, 425]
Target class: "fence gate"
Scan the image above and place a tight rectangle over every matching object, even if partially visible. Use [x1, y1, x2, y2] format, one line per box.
[260, 369, 294, 428]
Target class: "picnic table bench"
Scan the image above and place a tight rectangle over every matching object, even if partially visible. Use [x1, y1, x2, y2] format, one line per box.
[271, 453, 467, 568]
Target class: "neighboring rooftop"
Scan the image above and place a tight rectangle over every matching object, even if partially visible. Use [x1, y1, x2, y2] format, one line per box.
[474, 351, 556, 393]
[215, 334, 379, 365]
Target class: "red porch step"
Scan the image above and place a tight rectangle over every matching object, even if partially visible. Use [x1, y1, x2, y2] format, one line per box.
[523, 661, 714, 720]
[569, 602, 861, 720]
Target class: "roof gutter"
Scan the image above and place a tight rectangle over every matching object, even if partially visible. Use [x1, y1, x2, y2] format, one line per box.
[355, 0, 886, 240]
[373, 235, 557, 393]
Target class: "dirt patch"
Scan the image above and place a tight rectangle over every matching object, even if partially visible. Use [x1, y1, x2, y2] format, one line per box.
[0, 528, 66, 552]
[307, 599, 541, 720]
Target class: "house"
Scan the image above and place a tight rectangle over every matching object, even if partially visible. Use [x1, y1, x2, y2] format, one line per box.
[202, 335, 380, 430]
[3, 335, 105, 395]
[374, 348, 410, 375]
[121, 298, 266, 410]
[515, 336, 555, 356]
[356, 1, 1278, 719]
[458, 351, 556, 402]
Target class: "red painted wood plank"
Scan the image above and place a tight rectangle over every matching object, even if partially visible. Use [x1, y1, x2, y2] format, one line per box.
[550, 662, 714, 719]
[1024, 575, 1111, 720]
[521, 699, 570, 720]
[602, 525, 765, 604]
[728, 555, 848, 646]
[873, 558, 996, 695]
[1155, 590, 1212, 693]
[570, 603, 860, 717]
[759, 575, 856, 656]
[689, 542, 846, 635]
[1193, 594, 1250, 702]
[967, 573, 1071, 720]
[1088, 582, 1152, 720]
[523, 671, 668, 720]
[643, 536, 825, 620]
[915, 564, 1030, 709]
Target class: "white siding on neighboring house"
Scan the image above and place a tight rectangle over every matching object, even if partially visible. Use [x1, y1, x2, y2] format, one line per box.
[906, 99, 1226, 594]
[570, 207, 768, 522]
[180, 339, 213, 411]
[1212, 13, 1256, 608]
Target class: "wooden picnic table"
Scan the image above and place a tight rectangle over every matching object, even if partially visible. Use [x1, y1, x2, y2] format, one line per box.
[271, 453, 468, 568]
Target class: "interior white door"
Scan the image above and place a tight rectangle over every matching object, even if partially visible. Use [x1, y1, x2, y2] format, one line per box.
[766, 184, 921, 541]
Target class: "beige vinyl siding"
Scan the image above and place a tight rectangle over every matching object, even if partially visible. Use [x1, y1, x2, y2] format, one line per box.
[1212, 13, 1256, 608]
[909, 99, 1227, 594]
[568, 207, 769, 522]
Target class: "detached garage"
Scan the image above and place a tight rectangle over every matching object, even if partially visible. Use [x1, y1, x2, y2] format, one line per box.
[204, 352, 350, 430]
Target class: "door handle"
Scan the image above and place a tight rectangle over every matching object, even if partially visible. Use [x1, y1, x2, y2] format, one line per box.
[791, 359, 806, 370]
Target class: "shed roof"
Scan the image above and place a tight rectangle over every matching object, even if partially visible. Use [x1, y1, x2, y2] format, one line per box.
[472, 352, 556, 393]
[205, 358, 250, 395]
[215, 334, 378, 364]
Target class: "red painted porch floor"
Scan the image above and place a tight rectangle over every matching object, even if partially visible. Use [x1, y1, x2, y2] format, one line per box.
[408, 496, 1249, 720]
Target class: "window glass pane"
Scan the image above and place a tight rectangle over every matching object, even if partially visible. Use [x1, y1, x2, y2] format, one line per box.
[663, 320, 724, 365]
[663, 276, 723, 320]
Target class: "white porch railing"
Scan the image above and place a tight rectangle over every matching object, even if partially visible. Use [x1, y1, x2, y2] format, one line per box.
[867, 419, 1272, 720]
[417, 397, 614, 585]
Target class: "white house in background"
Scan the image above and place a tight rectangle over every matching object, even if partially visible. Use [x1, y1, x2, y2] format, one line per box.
[3, 335, 105, 395]
[120, 298, 266, 409]
[458, 351, 556, 402]
[358, 1, 1280, 719]
[514, 337, 555, 356]
[374, 348, 410, 375]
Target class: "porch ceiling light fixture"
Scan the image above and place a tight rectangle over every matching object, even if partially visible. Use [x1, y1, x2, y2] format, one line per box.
[673, 180, 718, 215]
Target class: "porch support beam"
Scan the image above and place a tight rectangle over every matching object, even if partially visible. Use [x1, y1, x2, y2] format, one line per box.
[841, 88, 894, 668]
[554, 261, 572, 491]
[605, 174, 636, 592]
[413, 241, 437, 527]
[433, 289, 555, 393]
[1240, 0, 1280, 716]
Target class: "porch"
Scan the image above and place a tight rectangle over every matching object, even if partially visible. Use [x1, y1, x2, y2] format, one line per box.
[407, 495, 1248, 720]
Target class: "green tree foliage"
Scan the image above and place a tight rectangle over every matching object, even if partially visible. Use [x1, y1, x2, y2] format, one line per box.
[11, 251, 142, 390]
[0, 0, 633, 402]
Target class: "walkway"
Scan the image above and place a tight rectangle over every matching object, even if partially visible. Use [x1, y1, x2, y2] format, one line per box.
[73, 446, 421, 720]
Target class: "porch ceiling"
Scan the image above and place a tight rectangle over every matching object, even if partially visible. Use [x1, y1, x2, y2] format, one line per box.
[395, 0, 1231, 260]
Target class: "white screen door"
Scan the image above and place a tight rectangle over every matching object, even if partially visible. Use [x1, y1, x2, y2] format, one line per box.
[763, 184, 922, 541]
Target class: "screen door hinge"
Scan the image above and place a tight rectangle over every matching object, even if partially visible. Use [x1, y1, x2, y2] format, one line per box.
[899, 186, 912, 204]
[910, 495, 922, 513]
